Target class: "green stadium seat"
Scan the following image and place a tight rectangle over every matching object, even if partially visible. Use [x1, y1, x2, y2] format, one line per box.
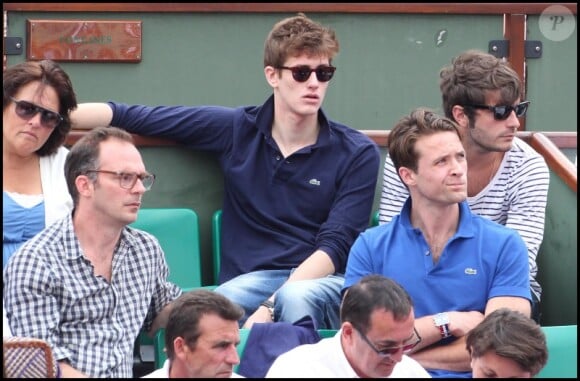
[372, 210, 380, 227]
[130, 208, 203, 291]
[212, 209, 222, 284]
[535, 325, 577, 378]
[317, 329, 338, 338]
[129, 208, 203, 366]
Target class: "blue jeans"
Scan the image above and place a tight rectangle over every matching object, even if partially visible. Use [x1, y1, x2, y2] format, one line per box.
[214, 269, 343, 329]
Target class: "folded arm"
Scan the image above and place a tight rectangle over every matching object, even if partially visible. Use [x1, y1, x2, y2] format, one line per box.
[410, 296, 530, 372]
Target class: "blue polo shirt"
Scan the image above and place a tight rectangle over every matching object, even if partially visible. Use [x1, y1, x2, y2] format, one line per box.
[109, 95, 380, 283]
[344, 199, 531, 378]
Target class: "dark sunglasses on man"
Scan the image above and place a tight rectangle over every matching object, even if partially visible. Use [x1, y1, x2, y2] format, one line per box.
[277, 65, 336, 83]
[465, 101, 530, 121]
[9, 96, 64, 129]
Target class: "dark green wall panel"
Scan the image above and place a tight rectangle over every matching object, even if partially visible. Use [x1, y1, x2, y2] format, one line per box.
[526, 15, 577, 132]
[7, 12, 504, 129]
[537, 172, 577, 326]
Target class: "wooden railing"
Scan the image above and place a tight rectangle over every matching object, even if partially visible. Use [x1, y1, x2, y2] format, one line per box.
[527, 133, 577, 193]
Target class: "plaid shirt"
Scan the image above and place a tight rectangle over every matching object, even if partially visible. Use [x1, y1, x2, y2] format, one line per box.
[3, 215, 182, 377]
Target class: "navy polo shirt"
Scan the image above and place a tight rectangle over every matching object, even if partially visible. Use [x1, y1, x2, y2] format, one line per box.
[110, 95, 380, 283]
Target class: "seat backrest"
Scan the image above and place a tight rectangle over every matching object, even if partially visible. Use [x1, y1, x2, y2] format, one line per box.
[371, 210, 380, 227]
[212, 209, 222, 284]
[154, 328, 166, 369]
[317, 329, 338, 339]
[130, 208, 202, 290]
[153, 327, 251, 372]
[535, 325, 577, 378]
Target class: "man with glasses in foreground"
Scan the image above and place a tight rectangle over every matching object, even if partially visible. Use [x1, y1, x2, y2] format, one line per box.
[346, 108, 531, 378]
[379, 50, 549, 323]
[3, 127, 181, 377]
[70, 13, 380, 330]
[266, 274, 430, 378]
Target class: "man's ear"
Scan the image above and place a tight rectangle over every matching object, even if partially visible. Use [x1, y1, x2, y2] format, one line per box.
[264, 66, 279, 88]
[75, 174, 93, 198]
[452, 105, 469, 128]
[173, 336, 188, 359]
[399, 166, 416, 187]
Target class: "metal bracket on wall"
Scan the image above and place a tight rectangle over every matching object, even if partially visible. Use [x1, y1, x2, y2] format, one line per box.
[489, 40, 543, 59]
[489, 40, 509, 58]
[524, 40, 542, 59]
[4, 37, 23, 55]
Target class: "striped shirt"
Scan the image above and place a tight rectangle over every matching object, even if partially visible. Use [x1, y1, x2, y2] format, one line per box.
[379, 137, 549, 300]
[3, 215, 182, 378]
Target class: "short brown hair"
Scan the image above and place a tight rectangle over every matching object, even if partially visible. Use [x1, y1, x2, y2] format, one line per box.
[263, 13, 339, 68]
[64, 126, 134, 206]
[466, 308, 548, 377]
[439, 50, 522, 122]
[164, 290, 244, 360]
[388, 108, 460, 180]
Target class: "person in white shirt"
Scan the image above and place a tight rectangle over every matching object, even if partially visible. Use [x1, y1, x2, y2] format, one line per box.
[143, 290, 245, 378]
[266, 275, 430, 378]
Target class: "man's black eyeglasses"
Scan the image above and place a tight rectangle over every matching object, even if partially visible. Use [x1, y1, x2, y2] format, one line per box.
[354, 326, 422, 357]
[465, 101, 530, 121]
[9, 96, 64, 129]
[86, 170, 156, 191]
[277, 65, 336, 83]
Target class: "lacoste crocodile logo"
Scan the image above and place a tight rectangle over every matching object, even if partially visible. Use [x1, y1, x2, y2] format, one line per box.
[309, 178, 321, 186]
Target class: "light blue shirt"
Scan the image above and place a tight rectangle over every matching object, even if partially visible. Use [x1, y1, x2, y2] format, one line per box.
[344, 199, 531, 378]
[3, 192, 45, 269]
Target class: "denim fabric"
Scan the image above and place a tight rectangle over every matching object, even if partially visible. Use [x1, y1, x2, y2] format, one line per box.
[214, 269, 343, 329]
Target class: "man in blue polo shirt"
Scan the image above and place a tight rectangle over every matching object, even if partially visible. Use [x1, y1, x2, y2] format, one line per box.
[71, 13, 380, 330]
[344, 108, 531, 378]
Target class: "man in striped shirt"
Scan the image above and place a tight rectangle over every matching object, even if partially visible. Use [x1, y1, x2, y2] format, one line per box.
[379, 50, 549, 323]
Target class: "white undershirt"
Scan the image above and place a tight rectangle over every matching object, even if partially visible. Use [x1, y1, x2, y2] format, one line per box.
[5, 191, 44, 208]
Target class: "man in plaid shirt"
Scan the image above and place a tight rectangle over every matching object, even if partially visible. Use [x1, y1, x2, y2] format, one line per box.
[3, 126, 182, 377]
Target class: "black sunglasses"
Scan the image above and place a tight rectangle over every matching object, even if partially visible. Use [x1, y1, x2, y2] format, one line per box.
[9, 96, 64, 129]
[465, 101, 530, 121]
[277, 65, 336, 83]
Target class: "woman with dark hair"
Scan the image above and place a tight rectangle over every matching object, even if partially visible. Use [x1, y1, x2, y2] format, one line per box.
[3, 60, 77, 268]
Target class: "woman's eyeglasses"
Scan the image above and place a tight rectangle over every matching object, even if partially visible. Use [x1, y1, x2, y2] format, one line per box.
[465, 101, 530, 121]
[9, 96, 64, 129]
[85, 170, 156, 191]
[354, 326, 422, 358]
[276, 65, 336, 83]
